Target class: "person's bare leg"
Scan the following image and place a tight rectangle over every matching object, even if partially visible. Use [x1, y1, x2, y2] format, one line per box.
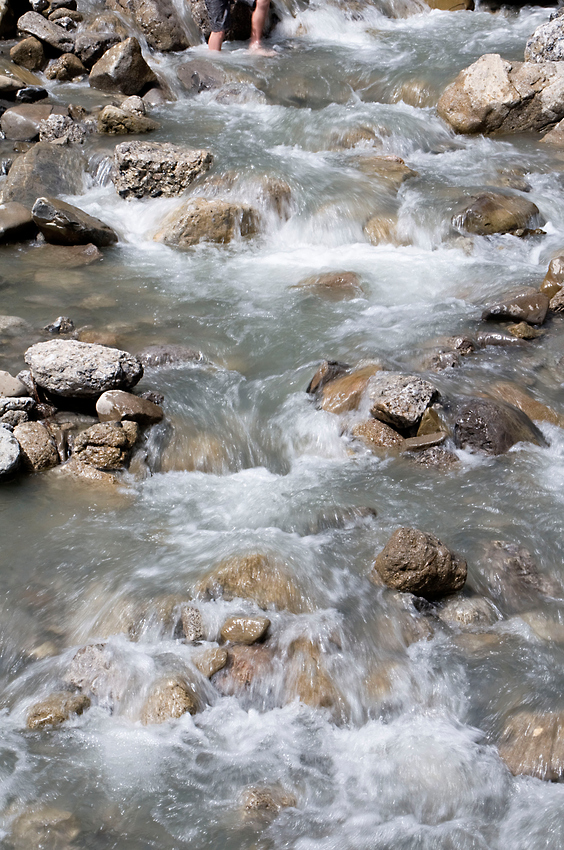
[249, 0, 275, 54]
[208, 30, 224, 50]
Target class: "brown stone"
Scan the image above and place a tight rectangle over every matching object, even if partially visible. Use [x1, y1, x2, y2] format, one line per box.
[193, 646, 227, 678]
[240, 786, 296, 818]
[17, 10, 75, 52]
[141, 676, 199, 724]
[0, 201, 36, 244]
[284, 637, 345, 719]
[481, 288, 549, 325]
[306, 359, 350, 396]
[540, 255, 564, 299]
[319, 364, 382, 414]
[72, 421, 138, 470]
[180, 605, 204, 641]
[293, 271, 363, 300]
[351, 418, 404, 452]
[507, 322, 543, 339]
[27, 691, 90, 729]
[416, 407, 448, 437]
[212, 644, 274, 696]
[0, 103, 58, 142]
[488, 382, 564, 428]
[96, 389, 163, 425]
[97, 104, 159, 134]
[364, 212, 404, 246]
[45, 52, 86, 82]
[155, 198, 259, 248]
[453, 193, 541, 236]
[400, 432, 446, 452]
[13, 421, 59, 471]
[32, 197, 118, 247]
[352, 154, 418, 187]
[498, 711, 564, 781]
[220, 616, 270, 644]
[258, 176, 292, 219]
[24, 243, 103, 268]
[454, 398, 547, 455]
[424, 0, 473, 9]
[9, 37, 46, 72]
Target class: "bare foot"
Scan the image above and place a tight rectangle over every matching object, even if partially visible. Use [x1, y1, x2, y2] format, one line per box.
[248, 43, 276, 56]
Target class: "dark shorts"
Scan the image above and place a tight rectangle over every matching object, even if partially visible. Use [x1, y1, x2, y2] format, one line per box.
[204, 0, 255, 32]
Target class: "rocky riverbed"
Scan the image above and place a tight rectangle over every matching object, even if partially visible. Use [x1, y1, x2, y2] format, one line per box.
[2, 0, 564, 846]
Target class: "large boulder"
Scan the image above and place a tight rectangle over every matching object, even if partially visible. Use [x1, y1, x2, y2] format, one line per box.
[13, 421, 59, 471]
[106, 0, 190, 51]
[155, 198, 259, 248]
[17, 11, 75, 52]
[0, 202, 36, 244]
[498, 711, 564, 781]
[453, 398, 547, 455]
[0, 104, 66, 142]
[97, 104, 159, 134]
[481, 288, 549, 324]
[372, 527, 467, 598]
[452, 192, 541, 236]
[0, 427, 22, 478]
[73, 31, 121, 68]
[89, 37, 157, 96]
[113, 141, 213, 199]
[1, 142, 85, 209]
[24, 339, 143, 397]
[31, 197, 118, 247]
[368, 372, 439, 431]
[437, 53, 564, 135]
[9, 37, 46, 72]
[525, 14, 564, 63]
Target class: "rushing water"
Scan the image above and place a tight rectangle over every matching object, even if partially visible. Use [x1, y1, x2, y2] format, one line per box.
[2, 0, 564, 846]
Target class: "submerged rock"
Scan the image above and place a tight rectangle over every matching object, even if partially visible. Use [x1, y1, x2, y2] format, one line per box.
[177, 57, 228, 93]
[9, 807, 80, 850]
[1, 142, 85, 210]
[13, 421, 59, 471]
[240, 786, 296, 819]
[113, 141, 213, 199]
[488, 382, 564, 428]
[294, 271, 363, 300]
[27, 691, 90, 729]
[220, 616, 270, 645]
[480, 540, 561, 611]
[155, 199, 259, 248]
[31, 197, 118, 247]
[141, 676, 199, 724]
[24, 340, 143, 397]
[481, 288, 549, 325]
[498, 711, 564, 781]
[372, 527, 467, 598]
[435, 594, 499, 629]
[452, 193, 541, 236]
[64, 643, 126, 703]
[453, 398, 547, 455]
[212, 644, 274, 696]
[368, 372, 439, 431]
[89, 37, 157, 96]
[284, 637, 345, 719]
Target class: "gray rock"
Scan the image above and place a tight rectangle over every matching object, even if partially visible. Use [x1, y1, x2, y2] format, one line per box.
[525, 16, 564, 63]
[0, 103, 64, 142]
[31, 196, 118, 247]
[480, 540, 561, 612]
[155, 198, 259, 248]
[112, 140, 213, 199]
[435, 594, 499, 629]
[454, 398, 547, 455]
[24, 339, 143, 397]
[64, 643, 126, 703]
[38, 113, 87, 144]
[26, 242, 103, 267]
[0, 202, 37, 244]
[0, 371, 27, 397]
[177, 58, 227, 93]
[97, 104, 159, 135]
[550, 287, 564, 313]
[452, 192, 541, 236]
[45, 52, 86, 81]
[137, 343, 208, 367]
[367, 372, 439, 431]
[0, 427, 21, 478]
[89, 37, 157, 96]
[1, 142, 85, 210]
[372, 527, 467, 598]
[0, 74, 19, 95]
[120, 95, 145, 114]
[17, 10, 75, 52]
[475, 330, 524, 347]
[96, 389, 163, 425]
[481, 288, 549, 325]
[9, 37, 46, 72]
[0, 397, 35, 415]
[73, 31, 121, 68]
[106, 0, 190, 51]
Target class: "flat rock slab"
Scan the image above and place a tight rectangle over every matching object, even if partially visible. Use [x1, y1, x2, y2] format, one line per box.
[454, 398, 547, 455]
[452, 192, 541, 236]
[0, 103, 66, 141]
[0, 427, 21, 478]
[31, 196, 118, 247]
[89, 37, 156, 96]
[24, 339, 143, 397]
[113, 140, 213, 199]
[17, 11, 75, 52]
[0, 201, 36, 243]
[482, 288, 549, 325]
[1, 142, 85, 210]
[368, 372, 439, 430]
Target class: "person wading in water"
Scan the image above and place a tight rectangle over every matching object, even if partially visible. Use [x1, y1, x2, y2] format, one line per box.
[205, 0, 275, 54]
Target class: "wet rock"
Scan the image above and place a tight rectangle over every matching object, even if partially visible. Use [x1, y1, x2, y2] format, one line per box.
[44, 53, 85, 82]
[137, 343, 207, 367]
[550, 287, 564, 313]
[27, 691, 90, 729]
[0, 201, 36, 244]
[59, 456, 119, 483]
[107, 0, 190, 51]
[15, 86, 48, 104]
[0, 103, 63, 142]
[39, 113, 87, 144]
[475, 330, 524, 347]
[113, 140, 213, 199]
[220, 616, 270, 644]
[49, 8, 83, 23]
[520, 611, 564, 643]
[1, 142, 85, 210]
[0, 427, 21, 478]
[400, 432, 446, 452]
[180, 605, 204, 641]
[212, 644, 274, 696]
[120, 95, 146, 115]
[240, 786, 296, 818]
[452, 192, 541, 236]
[488, 382, 564, 428]
[352, 154, 418, 187]
[424, 0, 473, 9]
[453, 398, 547, 455]
[13, 421, 59, 471]
[9, 808, 80, 850]
[0, 74, 20, 96]
[17, 11, 75, 52]
[73, 31, 121, 68]
[480, 540, 561, 611]
[437, 54, 564, 135]
[364, 212, 404, 246]
[96, 389, 163, 425]
[64, 642, 126, 702]
[498, 711, 564, 781]
[258, 176, 293, 219]
[540, 118, 564, 146]
[193, 646, 228, 677]
[351, 418, 404, 452]
[97, 104, 159, 135]
[155, 199, 259, 248]
[89, 37, 157, 96]
[0, 371, 27, 398]
[293, 271, 363, 300]
[26, 242, 103, 268]
[0, 0, 15, 37]
[525, 15, 564, 63]
[45, 316, 75, 335]
[31, 197, 118, 248]
[141, 676, 199, 724]
[368, 372, 439, 431]
[72, 420, 138, 469]
[481, 288, 549, 325]
[372, 527, 467, 598]
[507, 322, 543, 340]
[306, 359, 350, 396]
[284, 637, 344, 719]
[25, 339, 143, 397]
[197, 553, 309, 613]
[177, 57, 228, 93]
[417, 406, 449, 437]
[435, 594, 499, 629]
[319, 364, 382, 414]
[540, 255, 564, 299]
[0, 397, 35, 415]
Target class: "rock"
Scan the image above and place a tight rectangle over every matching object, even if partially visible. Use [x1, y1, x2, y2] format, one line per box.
[372, 527, 467, 598]
[352, 154, 418, 187]
[72, 420, 138, 469]
[540, 255, 564, 299]
[453, 398, 547, 455]
[89, 37, 157, 96]
[220, 616, 270, 644]
[525, 15, 564, 63]
[155, 199, 259, 248]
[31, 197, 118, 248]
[64, 643, 126, 702]
[112, 140, 213, 199]
[435, 594, 499, 629]
[480, 540, 561, 611]
[0, 74, 20, 95]
[0, 201, 36, 244]
[97, 104, 159, 135]
[59, 456, 119, 484]
[507, 322, 543, 340]
[141, 676, 198, 724]
[452, 192, 541, 236]
[520, 611, 564, 643]
[49, 8, 83, 23]
[27, 691, 90, 729]
[437, 53, 564, 135]
[9, 37, 46, 72]
[550, 287, 564, 313]
[498, 711, 564, 781]
[400, 432, 446, 452]
[364, 212, 404, 246]
[306, 359, 350, 396]
[137, 343, 207, 367]
[293, 271, 363, 300]
[284, 637, 344, 718]
[196, 553, 309, 613]
[180, 605, 204, 641]
[39, 114, 87, 144]
[488, 382, 564, 428]
[417, 406, 449, 437]
[96, 389, 163, 425]
[475, 330, 524, 347]
[0, 0, 15, 37]
[351, 418, 404, 452]
[73, 31, 121, 68]
[258, 176, 292, 219]
[27, 242, 103, 268]
[193, 646, 227, 677]
[120, 95, 145, 114]
[0, 371, 27, 397]
[240, 786, 296, 818]
[45, 52, 86, 81]
[0, 103, 62, 142]
[25, 340, 143, 397]
[9, 808, 80, 850]
[45, 316, 75, 335]
[106, 0, 190, 51]
[0, 397, 35, 415]
[481, 288, 549, 325]
[424, 0, 473, 9]
[177, 58, 228, 93]
[17, 11, 75, 52]
[319, 364, 382, 414]
[541, 118, 564, 146]
[13, 421, 59, 471]
[368, 372, 439, 431]
[1, 142, 85, 210]
[212, 644, 274, 697]
[15, 85, 48, 104]
[0, 427, 21, 478]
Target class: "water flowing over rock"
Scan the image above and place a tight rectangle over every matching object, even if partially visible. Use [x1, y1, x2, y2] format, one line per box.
[27, 691, 90, 729]
[453, 398, 547, 455]
[155, 199, 259, 247]
[9, 808, 80, 850]
[141, 676, 199, 724]
[220, 615, 270, 644]
[112, 141, 213, 198]
[1, 142, 85, 209]
[89, 37, 157, 96]
[498, 711, 564, 781]
[136, 343, 208, 368]
[452, 193, 541, 236]
[293, 271, 364, 300]
[31, 197, 119, 247]
[480, 540, 561, 611]
[240, 786, 297, 818]
[372, 527, 467, 598]
[106, 0, 191, 51]
[319, 364, 382, 414]
[481, 288, 549, 325]
[193, 647, 228, 677]
[24, 340, 143, 397]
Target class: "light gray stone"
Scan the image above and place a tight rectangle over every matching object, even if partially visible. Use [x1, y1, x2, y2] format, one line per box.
[89, 37, 157, 96]
[0, 427, 21, 478]
[38, 113, 87, 144]
[1, 142, 85, 210]
[73, 31, 121, 68]
[17, 10, 75, 52]
[0, 371, 27, 398]
[368, 372, 439, 430]
[525, 15, 564, 63]
[31, 196, 118, 247]
[113, 140, 213, 199]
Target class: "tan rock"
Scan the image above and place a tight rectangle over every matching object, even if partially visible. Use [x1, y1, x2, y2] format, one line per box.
[352, 154, 418, 187]
[181, 605, 204, 641]
[220, 616, 270, 644]
[520, 611, 564, 643]
[10, 808, 80, 850]
[212, 644, 274, 696]
[141, 676, 199, 724]
[498, 711, 564, 781]
[481, 288, 549, 325]
[155, 198, 259, 248]
[9, 36, 46, 72]
[320, 364, 382, 414]
[435, 594, 499, 629]
[540, 254, 564, 299]
[488, 381, 564, 428]
[13, 421, 59, 471]
[351, 418, 404, 452]
[96, 389, 163, 425]
[284, 637, 345, 719]
[259, 176, 292, 219]
[424, 0, 473, 9]
[193, 646, 228, 678]
[306, 359, 350, 396]
[240, 786, 296, 818]
[400, 432, 446, 452]
[27, 691, 90, 729]
[97, 104, 159, 135]
[416, 407, 448, 437]
[364, 212, 405, 246]
[45, 52, 86, 82]
[507, 322, 543, 339]
[72, 421, 138, 470]
[293, 271, 363, 300]
[453, 193, 541, 236]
